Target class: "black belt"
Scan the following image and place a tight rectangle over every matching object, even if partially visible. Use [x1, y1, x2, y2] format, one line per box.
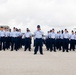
[36, 38, 42, 39]
[51, 38, 55, 39]
[12, 37, 17, 38]
[64, 38, 68, 39]
[71, 39, 75, 40]
[26, 37, 30, 38]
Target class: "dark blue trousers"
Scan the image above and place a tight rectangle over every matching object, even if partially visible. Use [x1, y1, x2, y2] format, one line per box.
[17, 37, 22, 49]
[11, 37, 18, 51]
[34, 38, 43, 54]
[45, 38, 50, 50]
[29, 38, 32, 50]
[21, 38, 25, 46]
[1, 37, 6, 50]
[56, 39, 60, 50]
[24, 38, 31, 51]
[75, 40, 76, 49]
[59, 39, 64, 50]
[70, 39, 75, 50]
[0, 37, 1, 50]
[33, 39, 36, 47]
[50, 38, 56, 52]
[5, 37, 10, 49]
[63, 39, 69, 52]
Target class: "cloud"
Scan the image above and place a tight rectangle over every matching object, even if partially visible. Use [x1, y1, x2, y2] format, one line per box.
[0, 0, 7, 4]
[0, 0, 76, 33]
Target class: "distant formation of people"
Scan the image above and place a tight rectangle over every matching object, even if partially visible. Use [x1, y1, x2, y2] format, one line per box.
[0, 25, 76, 55]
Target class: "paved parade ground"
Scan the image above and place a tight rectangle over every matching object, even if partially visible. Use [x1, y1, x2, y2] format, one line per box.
[0, 47, 76, 75]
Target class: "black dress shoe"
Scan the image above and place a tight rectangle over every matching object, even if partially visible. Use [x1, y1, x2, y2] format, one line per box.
[16, 50, 18, 51]
[73, 49, 75, 51]
[11, 50, 13, 51]
[0, 49, 2, 51]
[66, 51, 69, 52]
[24, 49, 27, 51]
[34, 53, 37, 55]
[40, 53, 43, 55]
[3, 49, 5, 51]
[29, 49, 31, 51]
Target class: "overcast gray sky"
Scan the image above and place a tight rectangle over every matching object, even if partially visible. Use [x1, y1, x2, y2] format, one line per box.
[0, 0, 76, 33]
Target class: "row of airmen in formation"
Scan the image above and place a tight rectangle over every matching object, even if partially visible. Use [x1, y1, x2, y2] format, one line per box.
[0, 25, 76, 55]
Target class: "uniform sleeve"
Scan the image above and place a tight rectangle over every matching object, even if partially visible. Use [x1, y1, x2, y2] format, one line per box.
[55, 33, 57, 39]
[4, 32, 6, 36]
[75, 35, 76, 40]
[63, 33, 64, 38]
[55, 34, 57, 39]
[8, 32, 10, 36]
[30, 32, 32, 37]
[48, 33, 51, 38]
[45, 34, 48, 39]
[24, 33, 26, 37]
[0, 31, 1, 36]
[42, 31, 44, 35]
[34, 31, 36, 36]
[68, 34, 70, 38]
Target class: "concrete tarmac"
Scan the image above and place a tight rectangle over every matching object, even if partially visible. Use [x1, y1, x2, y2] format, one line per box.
[0, 47, 76, 75]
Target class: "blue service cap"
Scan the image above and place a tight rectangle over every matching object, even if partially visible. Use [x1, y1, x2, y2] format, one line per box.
[37, 25, 40, 28]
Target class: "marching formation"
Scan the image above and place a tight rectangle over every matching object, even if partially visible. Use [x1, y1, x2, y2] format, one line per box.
[0, 25, 76, 55]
